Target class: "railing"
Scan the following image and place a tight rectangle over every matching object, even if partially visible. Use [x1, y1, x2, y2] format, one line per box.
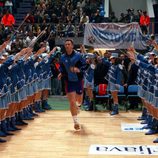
[22, 21, 158, 38]
[1, 21, 157, 46]
[21, 22, 85, 38]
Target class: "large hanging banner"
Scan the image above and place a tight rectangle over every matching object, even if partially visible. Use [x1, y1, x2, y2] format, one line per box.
[83, 23, 147, 50]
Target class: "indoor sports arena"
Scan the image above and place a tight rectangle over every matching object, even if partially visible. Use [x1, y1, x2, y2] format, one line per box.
[0, 0, 158, 157]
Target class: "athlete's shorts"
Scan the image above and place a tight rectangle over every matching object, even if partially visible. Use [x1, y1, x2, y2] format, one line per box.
[65, 80, 83, 94]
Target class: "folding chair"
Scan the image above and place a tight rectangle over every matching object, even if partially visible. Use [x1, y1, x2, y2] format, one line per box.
[117, 85, 127, 111]
[94, 84, 111, 111]
[127, 85, 139, 97]
[127, 85, 141, 109]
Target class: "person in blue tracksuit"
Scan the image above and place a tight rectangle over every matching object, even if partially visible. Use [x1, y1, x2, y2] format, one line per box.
[137, 57, 158, 140]
[84, 53, 96, 111]
[0, 56, 8, 143]
[24, 56, 44, 113]
[136, 55, 158, 136]
[40, 53, 55, 110]
[33, 56, 44, 112]
[128, 49, 158, 143]
[0, 55, 18, 142]
[58, 39, 86, 130]
[16, 58, 35, 121]
[106, 53, 123, 115]
[3, 55, 22, 132]
[8, 57, 29, 126]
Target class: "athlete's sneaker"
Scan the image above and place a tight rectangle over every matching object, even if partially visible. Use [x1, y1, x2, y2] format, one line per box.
[153, 137, 158, 143]
[74, 123, 81, 131]
[0, 138, 6, 143]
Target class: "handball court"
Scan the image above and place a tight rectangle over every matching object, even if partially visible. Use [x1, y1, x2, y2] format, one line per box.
[0, 107, 158, 158]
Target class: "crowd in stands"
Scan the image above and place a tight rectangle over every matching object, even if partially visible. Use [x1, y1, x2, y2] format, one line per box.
[26, 0, 104, 37]
[26, 0, 151, 37]
[0, 0, 152, 47]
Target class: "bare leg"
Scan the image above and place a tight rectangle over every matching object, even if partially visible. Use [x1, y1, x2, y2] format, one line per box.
[111, 91, 118, 105]
[67, 92, 78, 116]
[111, 91, 119, 115]
[87, 86, 93, 101]
[76, 93, 83, 114]
[67, 92, 80, 130]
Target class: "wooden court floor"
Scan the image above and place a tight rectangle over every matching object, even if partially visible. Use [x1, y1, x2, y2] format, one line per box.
[0, 110, 158, 158]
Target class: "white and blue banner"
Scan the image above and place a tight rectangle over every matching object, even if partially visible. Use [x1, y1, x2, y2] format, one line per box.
[83, 23, 147, 50]
[121, 123, 148, 132]
[89, 145, 158, 155]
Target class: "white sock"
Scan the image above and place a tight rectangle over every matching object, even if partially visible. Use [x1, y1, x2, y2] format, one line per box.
[76, 102, 81, 107]
[72, 115, 79, 124]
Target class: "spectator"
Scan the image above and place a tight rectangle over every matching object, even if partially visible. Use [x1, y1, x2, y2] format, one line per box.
[58, 12, 67, 24]
[80, 12, 89, 24]
[0, 0, 4, 13]
[119, 13, 126, 23]
[56, 21, 65, 37]
[154, 55, 158, 68]
[93, 9, 102, 23]
[65, 21, 75, 37]
[51, 57, 62, 95]
[1, 9, 15, 28]
[43, 14, 50, 23]
[119, 54, 129, 86]
[53, 4, 61, 17]
[60, 5, 68, 17]
[102, 51, 111, 63]
[7, 41, 19, 55]
[48, 32, 55, 50]
[148, 52, 156, 65]
[83, 0, 91, 16]
[25, 12, 35, 24]
[77, 0, 86, 9]
[140, 11, 150, 35]
[125, 8, 135, 23]
[33, 24, 41, 36]
[34, 11, 43, 23]
[119, 54, 130, 72]
[0, 23, 5, 44]
[124, 58, 139, 109]
[0, 9, 3, 18]
[146, 34, 157, 52]
[94, 56, 110, 86]
[109, 12, 118, 23]
[66, 13, 74, 23]
[50, 13, 59, 24]
[24, 31, 37, 47]
[4, 0, 13, 13]
[40, 19, 47, 30]
[73, 5, 82, 24]
[77, 22, 84, 37]
[135, 9, 142, 23]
